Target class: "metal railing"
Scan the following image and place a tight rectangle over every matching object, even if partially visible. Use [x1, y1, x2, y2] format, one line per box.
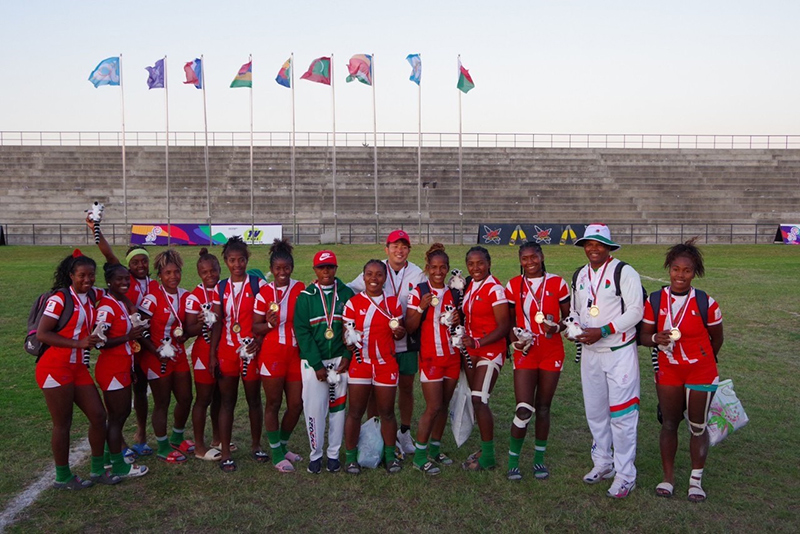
[2, 131, 799, 150]
[1, 222, 783, 246]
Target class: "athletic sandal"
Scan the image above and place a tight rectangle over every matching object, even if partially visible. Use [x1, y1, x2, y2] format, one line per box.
[655, 482, 674, 498]
[466, 450, 482, 463]
[284, 450, 303, 463]
[130, 442, 153, 456]
[274, 459, 295, 473]
[412, 461, 441, 476]
[385, 459, 402, 474]
[171, 440, 195, 454]
[533, 464, 550, 480]
[688, 484, 707, 503]
[195, 448, 222, 461]
[462, 457, 495, 471]
[123, 448, 137, 464]
[90, 471, 122, 485]
[122, 464, 149, 478]
[158, 450, 187, 464]
[507, 467, 522, 481]
[252, 450, 270, 463]
[345, 462, 361, 475]
[431, 452, 454, 466]
[211, 442, 238, 452]
[220, 459, 237, 473]
[53, 476, 93, 490]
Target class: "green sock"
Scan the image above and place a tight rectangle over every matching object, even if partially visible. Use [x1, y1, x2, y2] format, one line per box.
[55, 464, 73, 484]
[169, 428, 185, 447]
[110, 452, 131, 476]
[280, 429, 292, 456]
[508, 436, 525, 470]
[429, 440, 441, 458]
[413, 442, 428, 467]
[383, 445, 396, 465]
[103, 449, 111, 467]
[345, 448, 358, 464]
[478, 440, 495, 469]
[533, 439, 547, 465]
[267, 430, 284, 464]
[156, 435, 171, 457]
[90, 455, 105, 477]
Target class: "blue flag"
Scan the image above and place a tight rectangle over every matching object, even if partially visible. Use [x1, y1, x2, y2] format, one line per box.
[88, 57, 120, 88]
[406, 54, 421, 85]
[145, 59, 165, 89]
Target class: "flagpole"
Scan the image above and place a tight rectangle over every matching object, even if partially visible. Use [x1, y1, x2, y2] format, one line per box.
[457, 55, 463, 246]
[331, 53, 338, 243]
[120, 53, 128, 234]
[201, 55, 212, 246]
[164, 55, 171, 247]
[417, 55, 422, 244]
[249, 53, 255, 244]
[290, 53, 297, 242]
[372, 53, 378, 245]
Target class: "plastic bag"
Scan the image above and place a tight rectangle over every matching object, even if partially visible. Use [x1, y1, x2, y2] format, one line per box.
[357, 417, 384, 468]
[707, 378, 749, 446]
[448, 371, 475, 448]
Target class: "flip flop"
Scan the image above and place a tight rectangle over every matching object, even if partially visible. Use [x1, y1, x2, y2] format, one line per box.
[130, 442, 153, 456]
[274, 459, 295, 473]
[171, 440, 196, 454]
[220, 459, 237, 473]
[121, 464, 149, 478]
[252, 450, 270, 463]
[656, 482, 674, 498]
[195, 448, 222, 461]
[211, 442, 238, 452]
[158, 450, 187, 464]
[284, 450, 303, 463]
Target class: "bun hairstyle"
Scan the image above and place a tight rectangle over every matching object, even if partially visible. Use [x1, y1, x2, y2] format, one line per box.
[425, 243, 449, 271]
[664, 237, 705, 277]
[269, 238, 295, 268]
[153, 248, 184, 277]
[197, 247, 220, 270]
[103, 262, 129, 284]
[52, 253, 97, 291]
[518, 242, 547, 275]
[363, 259, 388, 276]
[222, 236, 250, 260]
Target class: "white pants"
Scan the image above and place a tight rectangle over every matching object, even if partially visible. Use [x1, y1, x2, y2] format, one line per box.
[580, 343, 640, 482]
[302, 358, 348, 462]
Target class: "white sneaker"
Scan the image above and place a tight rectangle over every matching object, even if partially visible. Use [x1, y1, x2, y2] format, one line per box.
[396, 429, 416, 455]
[583, 465, 616, 484]
[607, 478, 636, 499]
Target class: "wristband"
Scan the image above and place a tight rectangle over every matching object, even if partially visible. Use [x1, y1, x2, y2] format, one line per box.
[651, 333, 658, 344]
[600, 325, 611, 338]
[473, 338, 481, 349]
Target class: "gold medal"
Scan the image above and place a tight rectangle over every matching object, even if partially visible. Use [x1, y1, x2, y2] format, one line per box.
[534, 311, 545, 324]
[131, 340, 141, 353]
[589, 305, 600, 317]
[389, 318, 400, 330]
[669, 328, 682, 341]
[233, 323, 242, 333]
[324, 327, 335, 340]
[173, 327, 183, 338]
[269, 302, 280, 312]
[430, 296, 440, 307]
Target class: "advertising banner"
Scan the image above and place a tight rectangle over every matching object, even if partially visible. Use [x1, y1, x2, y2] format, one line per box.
[477, 223, 587, 246]
[775, 224, 800, 245]
[131, 224, 282, 246]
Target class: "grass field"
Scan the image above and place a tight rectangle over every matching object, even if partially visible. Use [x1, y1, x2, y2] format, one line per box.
[1, 243, 798, 533]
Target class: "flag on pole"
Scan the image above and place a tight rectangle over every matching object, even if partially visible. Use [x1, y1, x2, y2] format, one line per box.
[457, 59, 475, 93]
[300, 57, 331, 85]
[345, 54, 372, 85]
[145, 59, 165, 89]
[183, 58, 203, 89]
[406, 54, 421, 85]
[230, 61, 252, 88]
[88, 57, 120, 87]
[276, 58, 291, 88]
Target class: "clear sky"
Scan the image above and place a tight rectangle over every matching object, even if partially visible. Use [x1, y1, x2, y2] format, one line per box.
[1, 0, 798, 137]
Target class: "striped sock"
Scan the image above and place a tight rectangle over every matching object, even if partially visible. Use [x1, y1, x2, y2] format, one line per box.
[533, 439, 547, 465]
[169, 428, 185, 447]
[414, 442, 428, 467]
[267, 430, 284, 464]
[280, 429, 292, 456]
[156, 435, 171, 457]
[508, 436, 524, 470]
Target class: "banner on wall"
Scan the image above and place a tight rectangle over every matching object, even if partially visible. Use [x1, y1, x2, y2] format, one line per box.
[774, 224, 800, 245]
[131, 224, 282, 246]
[477, 223, 587, 246]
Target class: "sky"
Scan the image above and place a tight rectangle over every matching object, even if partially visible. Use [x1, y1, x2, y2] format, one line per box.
[1, 1, 799, 138]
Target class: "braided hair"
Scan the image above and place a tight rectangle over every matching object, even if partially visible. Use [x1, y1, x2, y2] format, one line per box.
[518, 242, 547, 275]
[664, 237, 705, 277]
[269, 238, 294, 269]
[222, 236, 250, 260]
[52, 252, 96, 291]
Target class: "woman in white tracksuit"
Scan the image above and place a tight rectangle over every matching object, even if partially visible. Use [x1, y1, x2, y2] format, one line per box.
[569, 224, 643, 499]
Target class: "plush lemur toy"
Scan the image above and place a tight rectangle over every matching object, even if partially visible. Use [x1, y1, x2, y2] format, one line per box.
[439, 305, 471, 369]
[512, 327, 535, 356]
[200, 303, 217, 343]
[129, 313, 151, 339]
[326, 363, 341, 403]
[344, 320, 363, 364]
[158, 336, 177, 374]
[83, 322, 109, 367]
[237, 337, 255, 377]
[86, 201, 104, 244]
[448, 269, 467, 302]
[563, 317, 585, 363]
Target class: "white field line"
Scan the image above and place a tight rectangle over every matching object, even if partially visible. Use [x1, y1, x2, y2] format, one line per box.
[640, 274, 669, 284]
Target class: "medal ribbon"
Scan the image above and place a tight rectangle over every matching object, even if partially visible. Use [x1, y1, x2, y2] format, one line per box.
[110, 294, 133, 353]
[229, 279, 247, 328]
[136, 276, 151, 298]
[587, 258, 612, 309]
[465, 277, 488, 332]
[520, 275, 547, 332]
[665, 287, 694, 332]
[366, 293, 394, 321]
[69, 286, 95, 336]
[160, 285, 183, 333]
[387, 263, 407, 297]
[316, 282, 338, 332]
[270, 281, 291, 308]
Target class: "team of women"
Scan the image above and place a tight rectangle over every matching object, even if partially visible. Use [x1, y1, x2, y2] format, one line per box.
[34, 222, 723, 503]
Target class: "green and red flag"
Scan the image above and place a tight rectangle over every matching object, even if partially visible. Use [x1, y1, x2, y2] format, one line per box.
[301, 57, 331, 85]
[230, 61, 252, 88]
[457, 59, 474, 93]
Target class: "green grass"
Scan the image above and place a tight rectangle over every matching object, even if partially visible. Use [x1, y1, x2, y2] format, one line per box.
[1, 244, 799, 533]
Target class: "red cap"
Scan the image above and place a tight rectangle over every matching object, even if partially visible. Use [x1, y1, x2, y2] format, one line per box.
[386, 229, 411, 245]
[313, 250, 338, 267]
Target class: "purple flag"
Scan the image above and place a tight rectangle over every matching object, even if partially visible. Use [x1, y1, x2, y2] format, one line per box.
[146, 59, 165, 89]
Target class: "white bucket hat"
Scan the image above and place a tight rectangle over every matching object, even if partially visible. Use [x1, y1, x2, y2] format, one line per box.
[574, 223, 621, 251]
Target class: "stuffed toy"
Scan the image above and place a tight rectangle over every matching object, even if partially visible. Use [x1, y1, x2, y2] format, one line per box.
[344, 320, 363, 364]
[85, 201, 104, 244]
[158, 336, 177, 374]
[237, 337, 255, 377]
[129, 313, 151, 339]
[512, 327, 534, 355]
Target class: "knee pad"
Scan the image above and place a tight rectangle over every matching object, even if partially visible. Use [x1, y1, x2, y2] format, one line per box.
[513, 402, 535, 429]
[686, 388, 712, 437]
[471, 359, 500, 405]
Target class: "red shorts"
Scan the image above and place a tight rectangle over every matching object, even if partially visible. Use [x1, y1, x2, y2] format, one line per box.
[140, 349, 191, 381]
[218, 345, 260, 381]
[259, 344, 302, 382]
[95, 354, 133, 391]
[656, 357, 719, 388]
[419, 354, 460, 383]
[190, 339, 215, 385]
[512, 347, 564, 372]
[36, 354, 95, 389]
[348, 357, 399, 387]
